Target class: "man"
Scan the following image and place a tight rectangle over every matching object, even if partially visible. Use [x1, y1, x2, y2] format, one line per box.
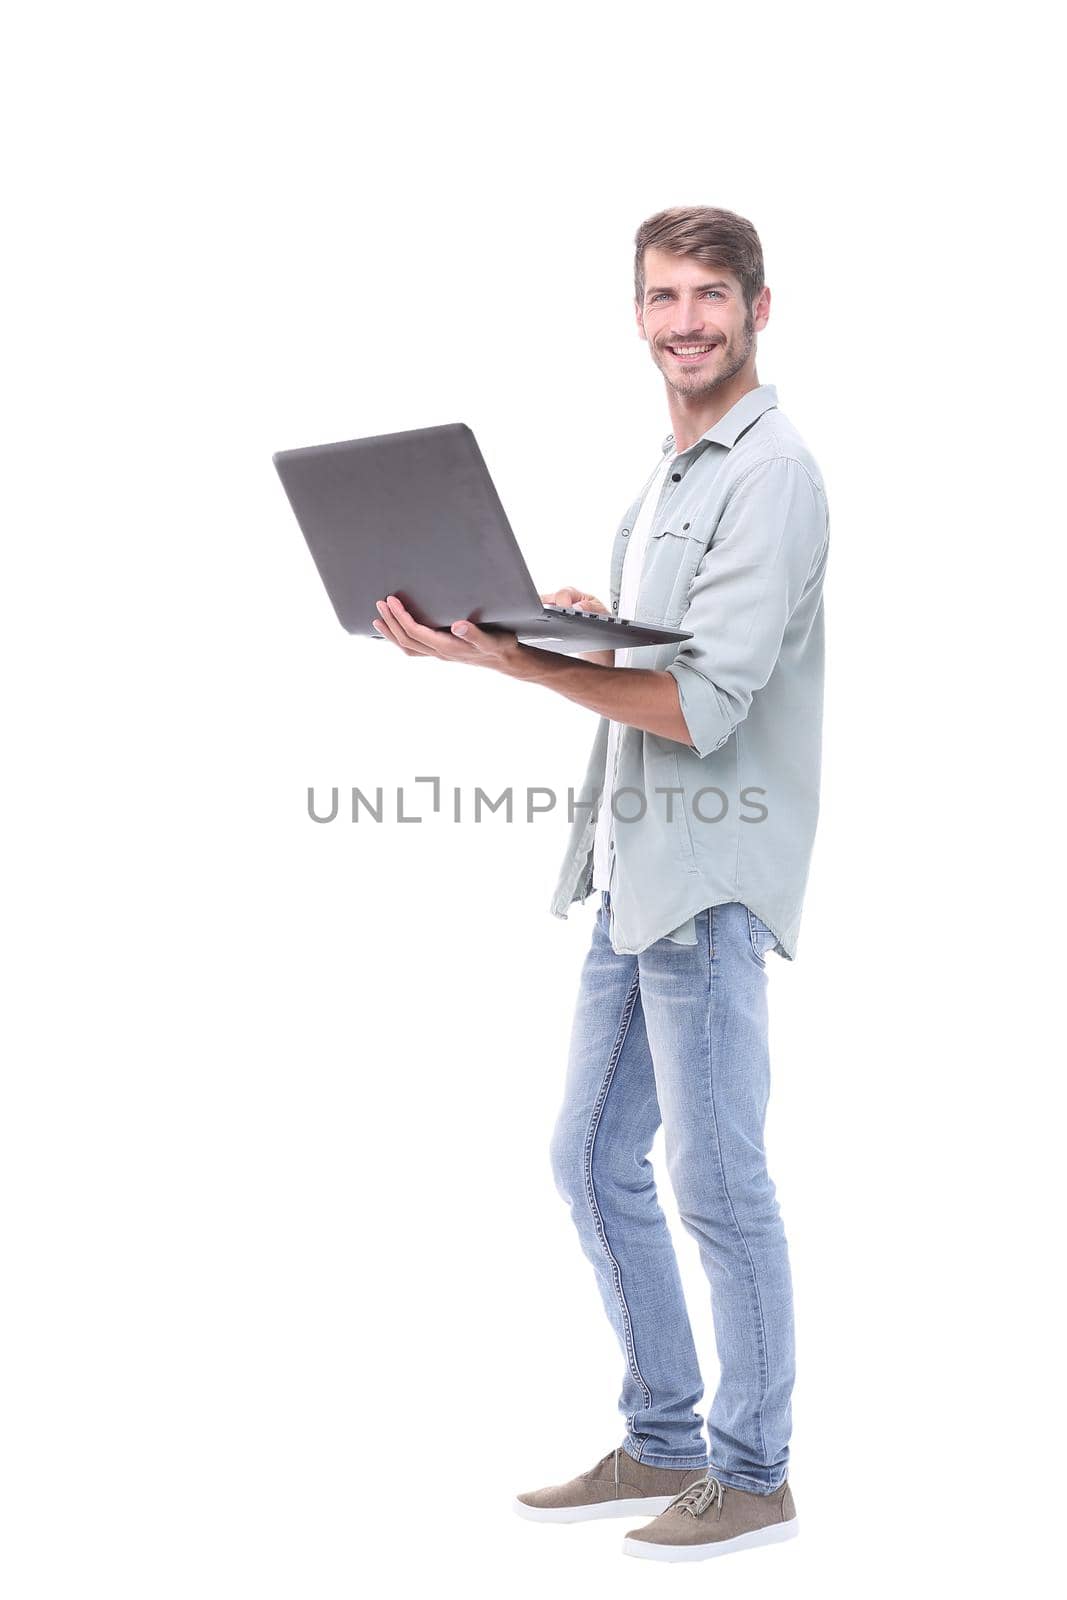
[371, 204, 829, 1563]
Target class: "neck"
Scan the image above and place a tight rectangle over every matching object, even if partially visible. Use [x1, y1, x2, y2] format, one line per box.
[667, 365, 761, 454]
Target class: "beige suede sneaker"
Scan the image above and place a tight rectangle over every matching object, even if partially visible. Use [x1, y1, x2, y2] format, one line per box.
[513, 1445, 709, 1523]
[622, 1472, 798, 1560]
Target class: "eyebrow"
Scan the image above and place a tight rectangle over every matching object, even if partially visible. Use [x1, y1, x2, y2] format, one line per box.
[645, 280, 732, 297]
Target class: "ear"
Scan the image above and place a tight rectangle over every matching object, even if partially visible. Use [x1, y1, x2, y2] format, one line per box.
[753, 284, 771, 333]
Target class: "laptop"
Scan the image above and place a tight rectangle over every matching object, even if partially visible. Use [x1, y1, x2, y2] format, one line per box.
[272, 422, 692, 653]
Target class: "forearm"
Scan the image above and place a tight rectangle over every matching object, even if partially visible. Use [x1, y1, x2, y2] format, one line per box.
[513, 647, 692, 744]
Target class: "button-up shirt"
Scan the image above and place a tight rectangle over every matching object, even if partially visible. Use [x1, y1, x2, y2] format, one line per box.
[591, 446, 678, 891]
[549, 384, 829, 960]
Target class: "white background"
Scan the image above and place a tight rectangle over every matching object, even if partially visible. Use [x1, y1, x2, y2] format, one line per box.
[4, 2, 1064, 1595]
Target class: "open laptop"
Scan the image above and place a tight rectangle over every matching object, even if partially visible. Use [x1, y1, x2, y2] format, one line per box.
[272, 422, 692, 653]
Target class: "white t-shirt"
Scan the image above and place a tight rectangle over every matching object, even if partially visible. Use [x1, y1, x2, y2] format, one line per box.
[592, 448, 678, 892]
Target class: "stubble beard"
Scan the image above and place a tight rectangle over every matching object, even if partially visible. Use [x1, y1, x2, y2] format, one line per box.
[658, 312, 756, 401]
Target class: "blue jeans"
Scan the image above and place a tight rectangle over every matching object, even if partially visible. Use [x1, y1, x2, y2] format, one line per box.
[549, 891, 794, 1493]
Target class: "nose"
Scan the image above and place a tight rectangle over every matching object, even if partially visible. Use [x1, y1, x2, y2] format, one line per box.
[668, 295, 718, 340]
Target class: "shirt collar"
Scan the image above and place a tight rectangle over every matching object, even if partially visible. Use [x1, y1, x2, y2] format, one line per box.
[660, 383, 778, 456]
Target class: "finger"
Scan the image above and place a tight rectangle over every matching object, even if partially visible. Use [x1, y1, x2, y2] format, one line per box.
[374, 602, 426, 651]
[375, 600, 436, 655]
[384, 595, 476, 659]
[372, 616, 423, 655]
[449, 619, 504, 652]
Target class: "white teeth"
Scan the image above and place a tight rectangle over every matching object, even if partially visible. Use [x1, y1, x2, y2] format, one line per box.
[670, 344, 714, 355]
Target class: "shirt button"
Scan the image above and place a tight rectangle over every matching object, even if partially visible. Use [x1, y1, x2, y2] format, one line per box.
[621, 528, 630, 537]
[612, 601, 618, 611]
[671, 472, 681, 482]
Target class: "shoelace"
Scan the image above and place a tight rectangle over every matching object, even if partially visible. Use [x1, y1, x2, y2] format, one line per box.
[666, 1474, 725, 1518]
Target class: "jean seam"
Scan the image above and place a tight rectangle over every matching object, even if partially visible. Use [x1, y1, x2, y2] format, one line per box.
[704, 927, 771, 1471]
[582, 965, 652, 1413]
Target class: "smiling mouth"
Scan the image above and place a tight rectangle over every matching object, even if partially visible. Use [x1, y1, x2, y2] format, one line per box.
[665, 342, 720, 364]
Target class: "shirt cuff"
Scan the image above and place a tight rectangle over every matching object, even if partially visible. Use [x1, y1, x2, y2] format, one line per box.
[664, 658, 732, 759]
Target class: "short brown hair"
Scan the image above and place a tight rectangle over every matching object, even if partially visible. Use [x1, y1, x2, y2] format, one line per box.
[634, 206, 765, 312]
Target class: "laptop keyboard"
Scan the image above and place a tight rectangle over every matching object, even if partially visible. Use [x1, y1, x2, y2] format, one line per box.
[544, 604, 629, 626]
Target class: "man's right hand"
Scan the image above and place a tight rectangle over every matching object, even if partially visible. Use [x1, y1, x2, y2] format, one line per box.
[540, 586, 608, 613]
[539, 588, 614, 667]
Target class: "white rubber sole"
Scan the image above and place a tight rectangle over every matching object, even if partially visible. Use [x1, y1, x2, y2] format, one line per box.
[513, 1493, 680, 1523]
[622, 1516, 799, 1561]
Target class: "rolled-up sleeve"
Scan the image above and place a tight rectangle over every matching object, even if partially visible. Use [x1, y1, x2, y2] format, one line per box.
[664, 456, 828, 758]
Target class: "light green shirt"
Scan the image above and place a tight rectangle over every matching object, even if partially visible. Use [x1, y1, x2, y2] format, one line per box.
[549, 384, 829, 960]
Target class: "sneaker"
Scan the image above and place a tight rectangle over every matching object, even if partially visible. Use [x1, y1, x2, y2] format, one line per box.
[621, 1472, 798, 1561]
[513, 1445, 709, 1523]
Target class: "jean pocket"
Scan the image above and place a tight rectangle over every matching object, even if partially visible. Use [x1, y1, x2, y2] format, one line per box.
[747, 908, 778, 964]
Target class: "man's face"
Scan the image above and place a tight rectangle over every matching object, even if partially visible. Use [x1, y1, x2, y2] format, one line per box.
[635, 246, 768, 398]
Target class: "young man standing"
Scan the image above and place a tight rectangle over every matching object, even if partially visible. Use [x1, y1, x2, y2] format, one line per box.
[371, 205, 829, 1563]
